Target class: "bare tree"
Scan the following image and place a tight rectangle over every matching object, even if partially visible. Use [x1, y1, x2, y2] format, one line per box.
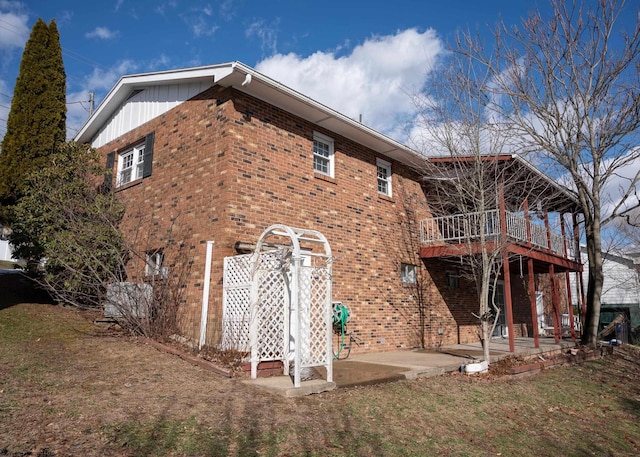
[453, 0, 640, 346]
[412, 51, 523, 364]
[413, 39, 573, 362]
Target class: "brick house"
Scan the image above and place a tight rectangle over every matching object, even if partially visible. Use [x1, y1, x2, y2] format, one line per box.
[75, 62, 584, 356]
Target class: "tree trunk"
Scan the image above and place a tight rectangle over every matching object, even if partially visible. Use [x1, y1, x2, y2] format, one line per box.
[481, 317, 491, 363]
[479, 263, 492, 364]
[582, 221, 604, 347]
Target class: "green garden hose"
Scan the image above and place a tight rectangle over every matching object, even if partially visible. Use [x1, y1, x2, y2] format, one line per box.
[333, 303, 350, 359]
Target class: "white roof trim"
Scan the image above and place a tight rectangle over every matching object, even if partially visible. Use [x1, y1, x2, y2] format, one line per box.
[74, 63, 235, 144]
[74, 61, 422, 166]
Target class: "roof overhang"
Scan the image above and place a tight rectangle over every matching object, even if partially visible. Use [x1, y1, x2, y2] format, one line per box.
[74, 61, 423, 167]
[422, 153, 580, 213]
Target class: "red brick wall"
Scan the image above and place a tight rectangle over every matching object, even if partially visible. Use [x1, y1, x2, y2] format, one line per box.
[95, 85, 553, 353]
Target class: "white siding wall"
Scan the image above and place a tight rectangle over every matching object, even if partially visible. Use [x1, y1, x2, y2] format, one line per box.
[0, 239, 17, 262]
[571, 248, 640, 306]
[91, 81, 213, 148]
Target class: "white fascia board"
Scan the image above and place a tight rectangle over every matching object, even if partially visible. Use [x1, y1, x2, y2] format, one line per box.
[225, 62, 423, 167]
[74, 63, 236, 145]
[74, 60, 423, 168]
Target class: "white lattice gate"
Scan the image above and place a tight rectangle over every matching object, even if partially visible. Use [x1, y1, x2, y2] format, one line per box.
[221, 251, 287, 352]
[220, 254, 252, 351]
[221, 225, 333, 388]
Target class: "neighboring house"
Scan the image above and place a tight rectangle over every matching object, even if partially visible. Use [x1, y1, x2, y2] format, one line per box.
[571, 246, 640, 336]
[74, 62, 584, 356]
[0, 225, 17, 263]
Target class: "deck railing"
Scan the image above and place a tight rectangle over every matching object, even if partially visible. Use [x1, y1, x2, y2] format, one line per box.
[420, 210, 571, 257]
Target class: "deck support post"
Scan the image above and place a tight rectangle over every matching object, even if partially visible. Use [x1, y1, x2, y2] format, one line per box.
[549, 264, 561, 344]
[523, 199, 540, 348]
[499, 183, 515, 352]
[527, 258, 540, 348]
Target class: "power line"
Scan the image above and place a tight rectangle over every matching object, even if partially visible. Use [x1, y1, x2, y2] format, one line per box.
[0, 17, 26, 36]
[1, 100, 90, 109]
[62, 47, 107, 71]
[0, 17, 108, 87]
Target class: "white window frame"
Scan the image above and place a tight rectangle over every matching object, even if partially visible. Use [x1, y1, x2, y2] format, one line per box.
[313, 132, 334, 178]
[117, 143, 145, 187]
[401, 263, 417, 284]
[377, 158, 392, 197]
[145, 249, 164, 277]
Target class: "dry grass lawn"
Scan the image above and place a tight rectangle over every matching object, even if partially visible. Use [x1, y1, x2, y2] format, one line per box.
[1, 299, 639, 457]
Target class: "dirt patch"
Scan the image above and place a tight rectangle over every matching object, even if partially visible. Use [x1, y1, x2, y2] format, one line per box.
[2, 303, 640, 457]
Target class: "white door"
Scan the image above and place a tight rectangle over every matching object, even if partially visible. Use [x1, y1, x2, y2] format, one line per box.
[491, 281, 508, 338]
[536, 291, 545, 333]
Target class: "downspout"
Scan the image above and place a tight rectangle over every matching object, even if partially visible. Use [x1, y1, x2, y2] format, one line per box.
[199, 240, 215, 349]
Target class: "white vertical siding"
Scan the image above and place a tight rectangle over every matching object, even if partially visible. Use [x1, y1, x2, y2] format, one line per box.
[90, 81, 213, 148]
[571, 248, 640, 306]
[0, 239, 17, 262]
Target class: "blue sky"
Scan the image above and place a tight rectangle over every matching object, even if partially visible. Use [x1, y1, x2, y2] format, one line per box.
[0, 0, 547, 142]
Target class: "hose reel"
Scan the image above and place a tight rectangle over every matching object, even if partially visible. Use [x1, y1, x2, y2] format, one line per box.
[332, 302, 354, 359]
[332, 302, 350, 328]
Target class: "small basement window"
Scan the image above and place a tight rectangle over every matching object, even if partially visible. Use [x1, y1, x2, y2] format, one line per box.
[446, 271, 459, 289]
[401, 263, 417, 284]
[145, 249, 165, 277]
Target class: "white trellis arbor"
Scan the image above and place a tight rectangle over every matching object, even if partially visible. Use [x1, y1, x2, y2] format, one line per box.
[249, 225, 333, 388]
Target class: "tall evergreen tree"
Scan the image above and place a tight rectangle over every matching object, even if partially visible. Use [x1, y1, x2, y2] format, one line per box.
[0, 19, 66, 217]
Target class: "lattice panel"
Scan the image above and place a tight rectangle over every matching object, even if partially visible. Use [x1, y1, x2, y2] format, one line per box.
[254, 268, 287, 361]
[225, 254, 253, 285]
[221, 254, 252, 351]
[257, 248, 292, 272]
[298, 266, 331, 367]
[224, 229, 334, 387]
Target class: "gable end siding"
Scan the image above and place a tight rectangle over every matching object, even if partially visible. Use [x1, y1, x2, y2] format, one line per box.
[90, 81, 214, 149]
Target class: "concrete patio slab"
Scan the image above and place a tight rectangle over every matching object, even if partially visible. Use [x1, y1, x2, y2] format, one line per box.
[244, 337, 578, 396]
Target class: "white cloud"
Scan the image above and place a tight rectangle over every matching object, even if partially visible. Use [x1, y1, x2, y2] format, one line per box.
[0, 1, 27, 143]
[148, 53, 171, 71]
[66, 89, 91, 140]
[0, 79, 10, 142]
[246, 18, 279, 57]
[219, 0, 237, 21]
[0, 6, 29, 50]
[181, 6, 218, 37]
[56, 10, 73, 28]
[154, 1, 177, 17]
[599, 152, 640, 220]
[114, 0, 124, 12]
[85, 26, 119, 40]
[65, 60, 140, 139]
[85, 60, 139, 94]
[255, 28, 444, 139]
